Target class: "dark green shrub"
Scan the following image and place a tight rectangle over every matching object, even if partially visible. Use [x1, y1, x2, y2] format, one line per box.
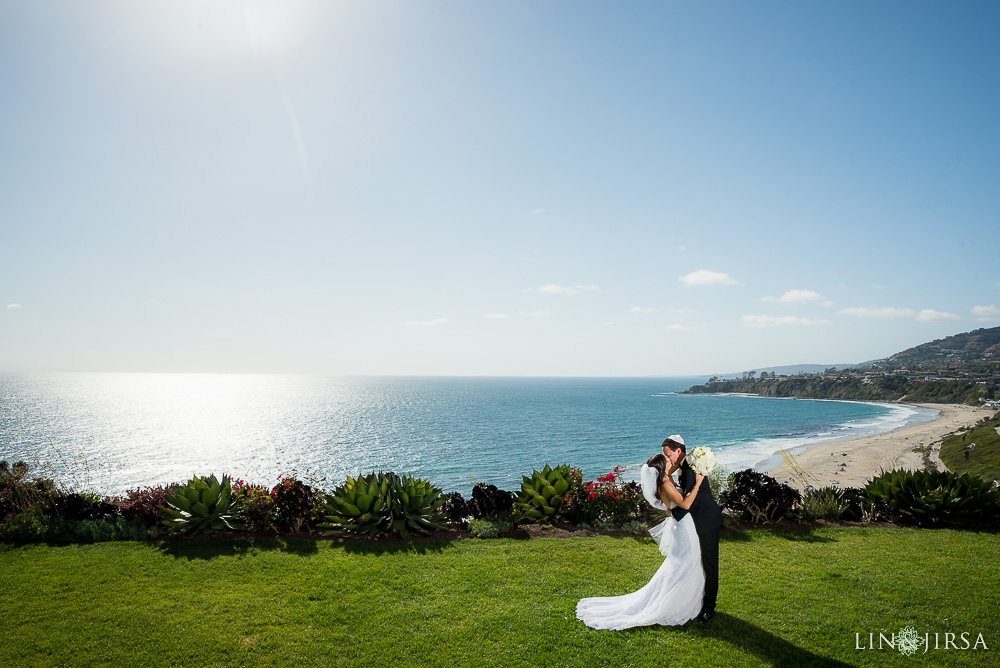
[468, 518, 508, 538]
[63, 516, 154, 543]
[442, 491, 469, 528]
[865, 469, 1000, 527]
[620, 519, 649, 535]
[837, 487, 868, 521]
[468, 483, 516, 520]
[722, 469, 801, 524]
[0, 512, 55, 542]
[52, 493, 120, 522]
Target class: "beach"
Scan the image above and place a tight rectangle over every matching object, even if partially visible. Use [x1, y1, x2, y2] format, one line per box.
[766, 403, 989, 489]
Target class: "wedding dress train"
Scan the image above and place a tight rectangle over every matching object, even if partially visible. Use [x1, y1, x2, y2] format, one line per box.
[575, 466, 705, 630]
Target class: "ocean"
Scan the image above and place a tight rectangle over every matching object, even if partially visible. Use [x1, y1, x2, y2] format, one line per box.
[0, 373, 939, 496]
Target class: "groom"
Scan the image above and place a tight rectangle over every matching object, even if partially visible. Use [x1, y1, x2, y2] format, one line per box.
[663, 434, 722, 623]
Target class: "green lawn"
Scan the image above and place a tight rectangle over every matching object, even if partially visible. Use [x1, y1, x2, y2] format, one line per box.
[1, 528, 997, 667]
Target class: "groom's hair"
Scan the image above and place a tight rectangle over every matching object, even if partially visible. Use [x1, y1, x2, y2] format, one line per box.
[661, 437, 691, 472]
[661, 437, 686, 455]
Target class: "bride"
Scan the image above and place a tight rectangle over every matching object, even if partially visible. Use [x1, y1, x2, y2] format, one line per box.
[576, 453, 706, 630]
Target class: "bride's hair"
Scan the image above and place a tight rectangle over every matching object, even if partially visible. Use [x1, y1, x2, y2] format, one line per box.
[646, 453, 669, 505]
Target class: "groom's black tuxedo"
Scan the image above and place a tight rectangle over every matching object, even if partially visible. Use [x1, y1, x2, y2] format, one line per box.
[671, 462, 722, 615]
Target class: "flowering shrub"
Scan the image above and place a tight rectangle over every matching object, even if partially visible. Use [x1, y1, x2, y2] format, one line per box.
[232, 479, 277, 533]
[565, 466, 644, 526]
[271, 474, 316, 532]
[117, 485, 174, 527]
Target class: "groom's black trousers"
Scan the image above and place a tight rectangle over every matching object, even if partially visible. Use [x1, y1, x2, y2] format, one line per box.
[696, 524, 720, 614]
[674, 463, 723, 615]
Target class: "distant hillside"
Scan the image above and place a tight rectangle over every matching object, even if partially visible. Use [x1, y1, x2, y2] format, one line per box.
[686, 325, 1000, 406]
[716, 363, 862, 378]
[884, 326, 1000, 370]
[940, 413, 1000, 481]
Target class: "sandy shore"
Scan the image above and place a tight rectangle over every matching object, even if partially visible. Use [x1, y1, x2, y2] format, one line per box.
[765, 403, 989, 490]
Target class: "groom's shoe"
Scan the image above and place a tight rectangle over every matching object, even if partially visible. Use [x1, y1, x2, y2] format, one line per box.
[693, 611, 715, 623]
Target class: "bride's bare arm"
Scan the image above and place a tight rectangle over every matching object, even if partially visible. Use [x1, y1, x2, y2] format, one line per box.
[660, 473, 705, 510]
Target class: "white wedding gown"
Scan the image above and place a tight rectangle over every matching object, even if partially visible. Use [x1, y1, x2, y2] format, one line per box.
[576, 466, 705, 630]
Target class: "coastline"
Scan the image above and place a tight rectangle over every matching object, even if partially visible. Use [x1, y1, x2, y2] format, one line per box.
[764, 403, 989, 490]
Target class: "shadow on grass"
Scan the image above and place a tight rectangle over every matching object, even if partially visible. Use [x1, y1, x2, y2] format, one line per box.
[687, 612, 853, 667]
[340, 539, 454, 556]
[721, 528, 837, 543]
[155, 535, 456, 559]
[156, 537, 321, 560]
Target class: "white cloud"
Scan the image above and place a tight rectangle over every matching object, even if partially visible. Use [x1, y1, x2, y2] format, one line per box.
[666, 323, 708, 331]
[837, 307, 916, 320]
[915, 309, 960, 322]
[532, 208, 545, 215]
[995, 281, 1000, 290]
[761, 289, 833, 306]
[485, 313, 510, 319]
[6, 303, 21, 309]
[630, 306, 654, 313]
[742, 315, 832, 328]
[972, 305, 1000, 318]
[679, 270, 738, 287]
[530, 284, 599, 295]
[822, 300, 835, 307]
[403, 318, 450, 326]
[678, 245, 686, 252]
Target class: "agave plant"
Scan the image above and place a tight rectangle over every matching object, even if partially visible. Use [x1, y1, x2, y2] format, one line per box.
[385, 473, 447, 538]
[515, 463, 573, 522]
[159, 474, 242, 534]
[321, 472, 447, 538]
[321, 472, 389, 537]
[798, 487, 846, 521]
[865, 469, 1000, 527]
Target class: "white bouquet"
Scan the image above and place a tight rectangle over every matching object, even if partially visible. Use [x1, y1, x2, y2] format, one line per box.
[687, 446, 717, 475]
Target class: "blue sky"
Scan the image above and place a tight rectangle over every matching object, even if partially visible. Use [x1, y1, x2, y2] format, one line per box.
[2, 0, 999, 376]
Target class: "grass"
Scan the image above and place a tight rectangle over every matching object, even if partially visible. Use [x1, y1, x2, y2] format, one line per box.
[1, 528, 998, 667]
[940, 417, 1000, 481]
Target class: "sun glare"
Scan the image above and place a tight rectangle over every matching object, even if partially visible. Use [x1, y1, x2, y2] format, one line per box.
[244, 2, 303, 56]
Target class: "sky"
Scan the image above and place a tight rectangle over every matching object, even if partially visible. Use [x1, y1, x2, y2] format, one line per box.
[2, 0, 999, 377]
